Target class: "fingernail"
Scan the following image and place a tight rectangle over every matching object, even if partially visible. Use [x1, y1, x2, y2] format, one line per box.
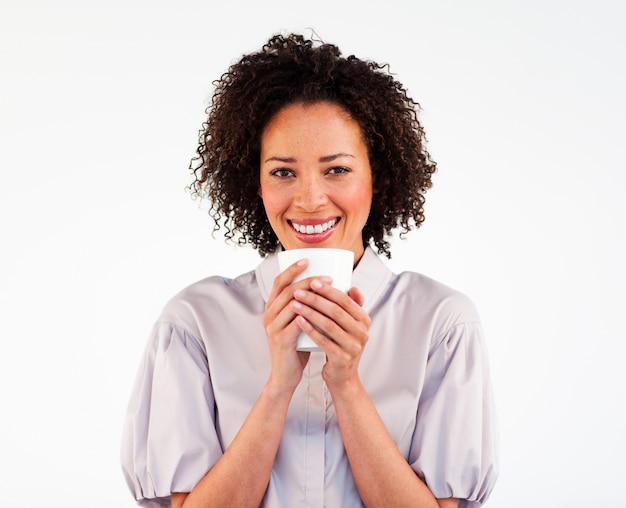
[294, 289, 307, 299]
[320, 275, 332, 283]
[311, 279, 323, 290]
[297, 258, 308, 266]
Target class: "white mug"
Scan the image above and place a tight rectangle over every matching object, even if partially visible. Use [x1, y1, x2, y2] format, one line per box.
[277, 248, 354, 351]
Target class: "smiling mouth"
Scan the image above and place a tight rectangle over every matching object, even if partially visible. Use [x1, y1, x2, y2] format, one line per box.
[290, 218, 339, 234]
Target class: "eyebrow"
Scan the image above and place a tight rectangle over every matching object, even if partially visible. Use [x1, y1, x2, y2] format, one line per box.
[263, 153, 355, 164]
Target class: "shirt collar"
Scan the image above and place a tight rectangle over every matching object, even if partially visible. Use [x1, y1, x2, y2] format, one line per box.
[255, 246, 393, 313]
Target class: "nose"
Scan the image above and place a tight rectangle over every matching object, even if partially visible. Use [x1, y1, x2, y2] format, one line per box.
[294, 174, 328, 212]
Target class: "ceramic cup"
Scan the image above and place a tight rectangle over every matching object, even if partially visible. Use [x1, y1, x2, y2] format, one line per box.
[277, 248, 354, 352]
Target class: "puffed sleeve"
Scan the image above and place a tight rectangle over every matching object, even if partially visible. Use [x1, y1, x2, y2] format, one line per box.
[121, 321, 223, 507]
[409, 321, 499, 507]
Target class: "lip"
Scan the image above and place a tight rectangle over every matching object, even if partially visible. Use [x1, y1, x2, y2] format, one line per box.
[288, 217, 339, 244]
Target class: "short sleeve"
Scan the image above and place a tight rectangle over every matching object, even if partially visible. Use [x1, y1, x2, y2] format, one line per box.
[120, 321, 223, 507]
[409, 321, 499, 507]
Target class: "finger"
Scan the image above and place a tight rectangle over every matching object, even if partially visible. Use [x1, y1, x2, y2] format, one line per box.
[292, 290, 350, 331]
[291, 295, 368, 353]
[295, 313, 366, 362]
[306, 279, 369, 324]
[265, 302, 300, 339]
[291, 281, 370, 347]
[265, 275, 322, 327]
[347, 286, 364, 307]
[266, 258, 308, 307]
[295, 315, 345, 355]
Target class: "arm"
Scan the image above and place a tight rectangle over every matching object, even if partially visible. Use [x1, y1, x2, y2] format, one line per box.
[172, 381, 293, 508]
[328, 376, 458, 508]
[173, 260, 314, 508]
[292, 280, 458, 508]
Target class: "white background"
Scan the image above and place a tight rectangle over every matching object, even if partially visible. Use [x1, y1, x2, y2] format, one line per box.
[1, 0, 625, 506]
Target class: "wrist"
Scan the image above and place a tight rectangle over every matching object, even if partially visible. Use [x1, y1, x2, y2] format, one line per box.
[325, 375, 363, 402]
[264, 375, 299, 402]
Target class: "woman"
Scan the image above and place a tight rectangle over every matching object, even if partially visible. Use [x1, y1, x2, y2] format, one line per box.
[121, 34, 498, 507]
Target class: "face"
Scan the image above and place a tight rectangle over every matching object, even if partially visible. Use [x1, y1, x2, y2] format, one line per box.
[259, 102, 374, 264]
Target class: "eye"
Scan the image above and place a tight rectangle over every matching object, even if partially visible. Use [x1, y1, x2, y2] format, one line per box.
[270, 168, 294, 178]
[327, 166, 350, 175]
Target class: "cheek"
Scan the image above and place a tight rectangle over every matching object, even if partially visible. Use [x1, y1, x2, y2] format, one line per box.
[350, 182, 373, 203]
[259, 186, 284, 216]
[340, 189, 373, 220]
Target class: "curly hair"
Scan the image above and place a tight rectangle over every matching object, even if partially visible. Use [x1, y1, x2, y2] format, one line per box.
[189, 33, 437, 258]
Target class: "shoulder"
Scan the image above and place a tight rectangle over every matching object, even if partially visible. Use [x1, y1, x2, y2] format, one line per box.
[158, 267, 262, 337]
[394, 271, 479, 321]
[358, 248, 478, 326]
[383, 270, 481, 346]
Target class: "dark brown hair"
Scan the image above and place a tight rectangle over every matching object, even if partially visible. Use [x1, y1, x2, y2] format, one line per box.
[189, 33, 437, 257]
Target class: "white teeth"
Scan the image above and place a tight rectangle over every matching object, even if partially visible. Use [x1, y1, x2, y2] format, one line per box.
[292, 219, 337, 234]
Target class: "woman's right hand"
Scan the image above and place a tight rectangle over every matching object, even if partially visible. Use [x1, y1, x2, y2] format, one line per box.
[261, 258, 313, 394]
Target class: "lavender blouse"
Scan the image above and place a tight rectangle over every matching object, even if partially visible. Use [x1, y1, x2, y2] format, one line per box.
[121, 247, 499, 507]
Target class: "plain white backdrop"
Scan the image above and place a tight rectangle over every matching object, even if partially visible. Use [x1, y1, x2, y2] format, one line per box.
[1, 0, 625, 506]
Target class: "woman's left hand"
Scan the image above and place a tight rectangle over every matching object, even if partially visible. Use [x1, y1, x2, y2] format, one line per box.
[290, 278, 370, 391]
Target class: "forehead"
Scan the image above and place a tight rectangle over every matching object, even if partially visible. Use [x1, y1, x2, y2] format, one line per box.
[261, 101, 366, 149]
